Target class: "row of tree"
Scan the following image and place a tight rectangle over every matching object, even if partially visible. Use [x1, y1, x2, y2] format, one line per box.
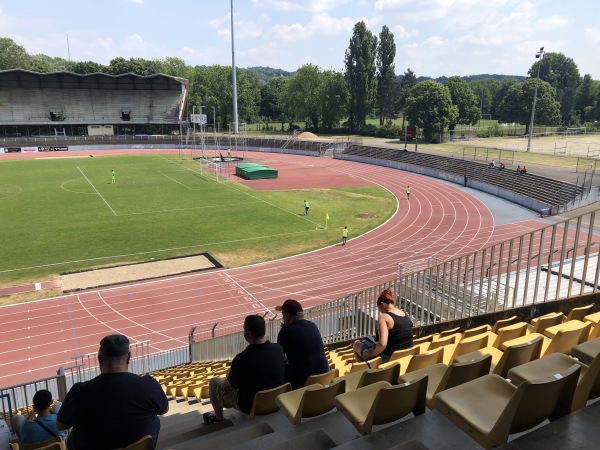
[1, 30, 599, 141]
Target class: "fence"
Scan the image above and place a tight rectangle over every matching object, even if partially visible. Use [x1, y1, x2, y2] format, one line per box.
[190, 208, 600, 362]
[1, 343, 189, 422]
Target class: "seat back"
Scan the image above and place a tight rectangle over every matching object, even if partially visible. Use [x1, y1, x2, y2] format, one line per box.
[566, 304, 594, 322]
[491, 322, 528, 349]
[124, 435, 154, 450]
[492, 316, 518, 334]
[348, 357, 382, 374]
[504, 364, 580, 435]
[406, 348, 444, 373]
[369, 375, 428, 429]
[493, 335, 544, 378]
[438, 327, 462, 338]
[412, 335, 433, 345]
[461, 324, 491, 340]
[389, 345, 420, 362]
[587, 321, 600, 341]
[440, 353, 492, 393]
[359, 363, 401, 389]
[301, 378, 346, 418]
[305, 368, 339, 386]
[531, 313, 564, 334]
[246, 382, 292, 419]
[572, 353, 600, 411]
[448, 333, 488, 364]
[23, 437, 63, 450]
[544, 323, 592, 356]
[427, 334, 458, 351]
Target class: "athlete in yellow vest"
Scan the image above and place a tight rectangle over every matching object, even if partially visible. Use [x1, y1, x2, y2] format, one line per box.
[406, 185, 411, 200]
[342, 226, 348, 245]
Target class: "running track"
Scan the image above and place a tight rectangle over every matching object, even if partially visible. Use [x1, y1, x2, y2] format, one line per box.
[0, 151, 547, 386]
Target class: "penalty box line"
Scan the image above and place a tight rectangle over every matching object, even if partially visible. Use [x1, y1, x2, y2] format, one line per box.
[77, 167, 117, 216]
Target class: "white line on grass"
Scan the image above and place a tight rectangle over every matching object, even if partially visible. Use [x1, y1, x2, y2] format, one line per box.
[158, 170, 193, 190]
[118, 201, 262, 216]
[0, 228, 324, 274]
[77, 167, 117, 216]
[157, 154, 324, 227]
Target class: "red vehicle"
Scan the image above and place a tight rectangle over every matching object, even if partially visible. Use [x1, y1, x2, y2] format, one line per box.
[405, 125, 417, 140]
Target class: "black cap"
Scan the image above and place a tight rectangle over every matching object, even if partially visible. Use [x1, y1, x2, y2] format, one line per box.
[99, 334, 130, 357]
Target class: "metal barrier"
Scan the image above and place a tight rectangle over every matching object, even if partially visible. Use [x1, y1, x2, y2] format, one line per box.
[189, 209, 600, 362]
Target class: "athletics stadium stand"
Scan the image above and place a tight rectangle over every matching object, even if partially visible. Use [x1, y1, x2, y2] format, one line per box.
[0, 69, 187, 137]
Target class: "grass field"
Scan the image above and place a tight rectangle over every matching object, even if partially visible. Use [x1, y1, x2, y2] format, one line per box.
[0, 154, 395, 287]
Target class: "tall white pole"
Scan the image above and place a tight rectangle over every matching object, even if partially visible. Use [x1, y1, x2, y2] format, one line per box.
[527, 47, 545, 153]
[230, 0, 239, 134]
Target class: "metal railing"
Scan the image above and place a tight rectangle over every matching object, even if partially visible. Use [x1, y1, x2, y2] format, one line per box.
[189, 208, 600, 362]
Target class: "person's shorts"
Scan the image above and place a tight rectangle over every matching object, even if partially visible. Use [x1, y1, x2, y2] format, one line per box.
[359, 336, 377, 360]
[210, 377, 239, 411]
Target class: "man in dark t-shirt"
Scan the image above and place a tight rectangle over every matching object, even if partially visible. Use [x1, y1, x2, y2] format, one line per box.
[276, 299, 330, 389]
[57, 334, 168, 450]
[204, 315, 285, 423]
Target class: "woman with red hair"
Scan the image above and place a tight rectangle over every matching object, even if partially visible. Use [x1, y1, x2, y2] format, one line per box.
[353, 289, 413, 363]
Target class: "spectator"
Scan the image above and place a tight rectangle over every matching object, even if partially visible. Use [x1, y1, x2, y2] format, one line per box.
[12, 390, 65, 446]
[56, 334, 168, 450]
[517, 165, 522, 173]
[204, 315, 285, 424]
[353, 289, 413, 363]
[521, 166, 528, 174]
[276, 299, 330, 389]
[489, 160, 496, 168]
[499, 162, 505, 170]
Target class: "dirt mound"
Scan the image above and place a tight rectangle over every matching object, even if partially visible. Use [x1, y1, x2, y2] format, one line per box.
[297, 131, 320, 139]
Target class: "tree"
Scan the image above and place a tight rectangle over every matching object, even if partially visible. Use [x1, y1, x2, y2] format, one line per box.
[573, 74, 599, 124]
[319, 70, 349, 131]
[491, 77, 518, 119]
[445, 76, 480, 133]
[403, 80, 458, 142]
[157, 57, 192, 79]
[529, 52, 580, 124]
[344, 21, 377, 132]
[71, 61, 108, 74]
[376, 25, 397, 126]
[108, 57, 161, 76]
[398, 68, 417, 130]
[0, 37, 31, 70]
[498, 78, 561, 133]
[260, 77, 289, 130]
[28, 54, 71, 73]
[281, 64, 322, 131]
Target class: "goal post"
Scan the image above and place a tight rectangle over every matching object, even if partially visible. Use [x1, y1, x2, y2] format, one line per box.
[566, 127, 587, 136]
[199, 158, 229, 182]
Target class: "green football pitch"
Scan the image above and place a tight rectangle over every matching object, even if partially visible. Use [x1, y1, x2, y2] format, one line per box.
[0, 154, 395, 286]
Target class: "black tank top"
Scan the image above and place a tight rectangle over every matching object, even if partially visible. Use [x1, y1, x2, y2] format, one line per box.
[377, 311, 414, 356]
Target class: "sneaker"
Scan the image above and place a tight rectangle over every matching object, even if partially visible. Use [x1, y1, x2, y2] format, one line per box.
[203, 412, 224, 424]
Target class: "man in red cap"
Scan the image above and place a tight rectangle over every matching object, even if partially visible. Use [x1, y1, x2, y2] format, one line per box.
[276, 299, 330, 389]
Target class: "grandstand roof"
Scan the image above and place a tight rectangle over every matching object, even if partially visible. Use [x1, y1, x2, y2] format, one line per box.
[0, 69, 188, 90]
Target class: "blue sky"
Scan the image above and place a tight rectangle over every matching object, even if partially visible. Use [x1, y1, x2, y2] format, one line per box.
[1, 0, 599, 79]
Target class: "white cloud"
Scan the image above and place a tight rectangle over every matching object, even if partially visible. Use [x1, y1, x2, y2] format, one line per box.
[585, 28, 600, 43]
[126, 33, 144, 45]
[270, 23, 310, 42]
[251, 0, 348, 12]
[307, 13, 355, 36]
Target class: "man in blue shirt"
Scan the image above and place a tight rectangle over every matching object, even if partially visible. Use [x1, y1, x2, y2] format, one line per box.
[17, 389, 65, 445]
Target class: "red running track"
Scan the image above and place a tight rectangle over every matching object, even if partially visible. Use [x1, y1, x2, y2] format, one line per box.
[0, 151, 547, 386]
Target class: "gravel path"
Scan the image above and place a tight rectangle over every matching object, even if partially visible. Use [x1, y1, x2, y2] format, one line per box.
[61, 255, 216, 291]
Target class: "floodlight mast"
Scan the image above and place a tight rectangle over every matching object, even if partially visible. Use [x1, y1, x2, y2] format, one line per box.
[230, 0, 239, 134]
[526, 47, 546, 153]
